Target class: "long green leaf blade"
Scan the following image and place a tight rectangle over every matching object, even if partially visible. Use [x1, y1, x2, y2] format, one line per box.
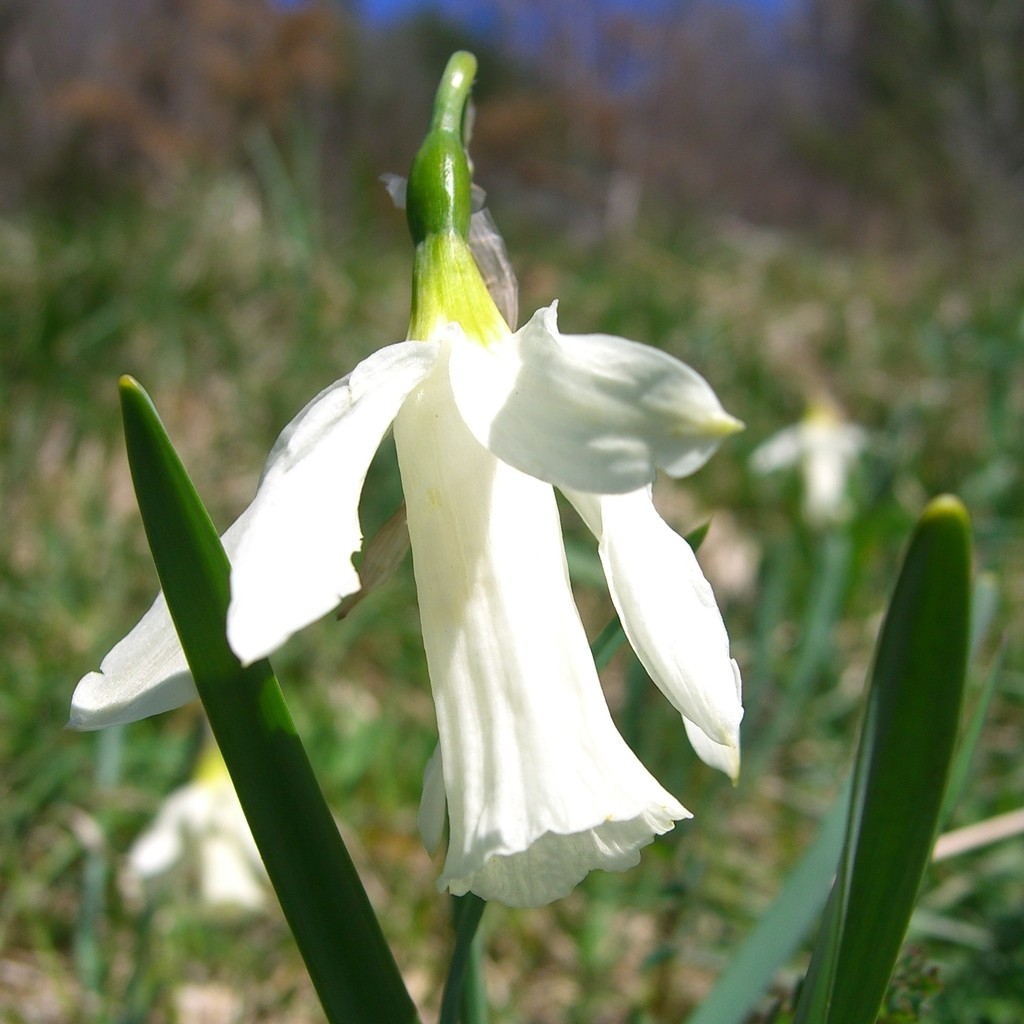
[795, 494, 972, 1024]
[119, 376, 418, 1024]
[684, 784, 849, 1024]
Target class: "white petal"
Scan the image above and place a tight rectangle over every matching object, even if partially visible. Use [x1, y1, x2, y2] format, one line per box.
[395, 346, 687, 908]
[227, 341, 440, 663]
[71, 343, 437, 725]
[68, 508, 252, 730]
[454, 814, 680, 906]
[684, 716, 741, 782]
[69, 593, 196, 730]
[565, 488, 743, 778]
[417, 744, 447, 856]
[449, 303, 741, 494]
[804, 439, 849, 525]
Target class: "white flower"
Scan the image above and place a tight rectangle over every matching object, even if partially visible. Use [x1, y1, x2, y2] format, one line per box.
[72, 297, 743, 907]
[126, 744, 266, 910]
[72, 54, 745, 907]
[751, 401, 867, 527]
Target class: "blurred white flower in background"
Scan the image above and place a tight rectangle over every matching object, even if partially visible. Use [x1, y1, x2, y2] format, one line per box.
[751, 399, 867, 527]
[126, 741, 266, 911]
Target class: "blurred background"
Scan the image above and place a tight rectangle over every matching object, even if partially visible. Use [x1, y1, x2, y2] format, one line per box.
[1, 0, 1021, 1021]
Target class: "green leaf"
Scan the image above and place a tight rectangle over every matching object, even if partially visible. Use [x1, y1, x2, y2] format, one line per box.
[940, 640, 1002, 827]
[684, 784, 850, 1024]
[939, 572, 1003, 824]
[794, 495, 972, 1024]
[591, 616, 627, 672]
[746, 530, 852, 777]
[119, 376, 419, 1024]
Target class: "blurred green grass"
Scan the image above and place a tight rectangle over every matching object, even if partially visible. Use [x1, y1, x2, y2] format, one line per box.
[1, 168, 1021, 1023]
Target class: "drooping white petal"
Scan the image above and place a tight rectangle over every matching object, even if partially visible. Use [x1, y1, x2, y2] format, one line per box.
[417, 744, 447, 856]
[194, 781, 266, 910]
[683, 717, 741, 782]
[449, 303, 741, 494]
[565, 488, 743, 779]
[71, 343, 438, 726]
[69, 593, 196, 730]
[227, 341, 440, 663]
[68, 513, 251, 731]
[395, 345, 687, 908]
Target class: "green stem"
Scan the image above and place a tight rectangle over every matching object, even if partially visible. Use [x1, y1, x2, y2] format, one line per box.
[406, 51, 477, 244]
[439, 894, 487, 1024]
[429, 51, 477, 135]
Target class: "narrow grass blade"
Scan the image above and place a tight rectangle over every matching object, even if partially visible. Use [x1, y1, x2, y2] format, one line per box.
[684, 784, 849, 1024]
[747, 530, 852, 776]
[940, 642, 1003, 826]
[592, 616, 627, 671]
[937, 571, 1003, 824]
[74, 724, 123, 999]
[119, 376, 418, 1024]
[794, 495, 972, 1024]
[741, 534, 796, 729]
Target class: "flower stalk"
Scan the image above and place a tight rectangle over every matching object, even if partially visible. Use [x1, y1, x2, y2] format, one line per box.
[406, 53, 507, 347]
[406, 51, 476, 244]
